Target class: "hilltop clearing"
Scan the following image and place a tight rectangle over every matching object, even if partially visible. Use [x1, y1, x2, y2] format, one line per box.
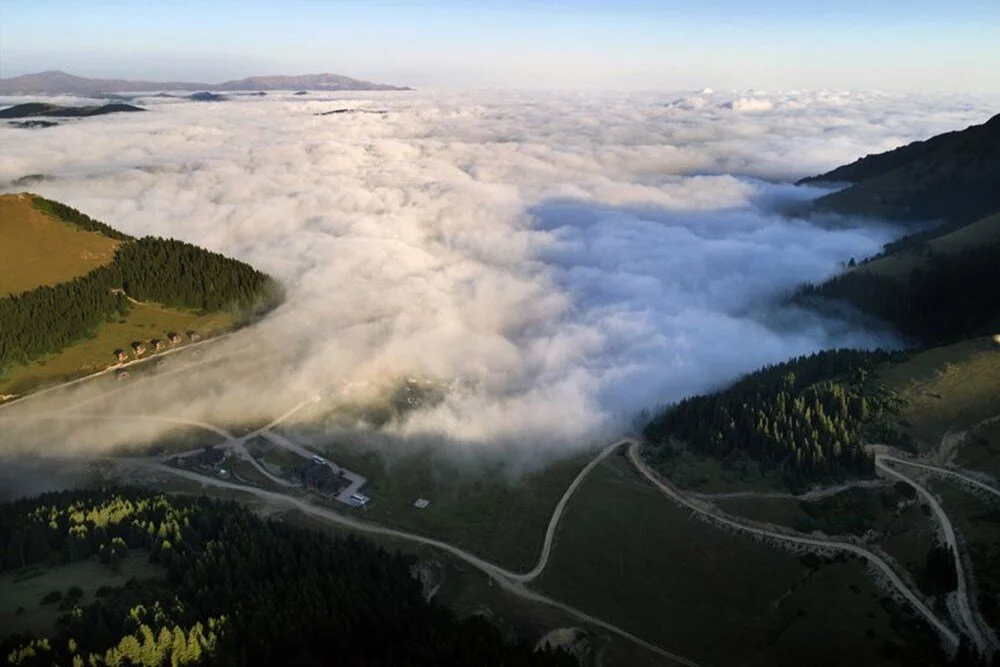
[0, 195, 122, 297]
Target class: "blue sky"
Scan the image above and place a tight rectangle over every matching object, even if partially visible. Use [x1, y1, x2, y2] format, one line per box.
[2, 0, 998, 91]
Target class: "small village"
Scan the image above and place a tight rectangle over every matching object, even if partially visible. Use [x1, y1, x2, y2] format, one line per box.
[113, 330, 199, 364]
[166, 433, 375, 510]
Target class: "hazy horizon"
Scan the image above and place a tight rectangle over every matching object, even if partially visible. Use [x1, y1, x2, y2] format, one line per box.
[3, 0, 999, 93]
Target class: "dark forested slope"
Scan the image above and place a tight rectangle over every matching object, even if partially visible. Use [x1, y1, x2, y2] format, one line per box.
[793, 115, 1000, 346]
[800, 113, 1000, 225]
[643, 350, 906, 487]
[796, 239, 1000, 346]
[0, 488, 573, 667]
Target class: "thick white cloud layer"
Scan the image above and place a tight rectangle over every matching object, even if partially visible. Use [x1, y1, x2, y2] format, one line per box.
[2, 89, 997, 460]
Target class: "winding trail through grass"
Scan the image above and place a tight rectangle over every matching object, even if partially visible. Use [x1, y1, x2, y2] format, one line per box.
[628, 441, 960, 649]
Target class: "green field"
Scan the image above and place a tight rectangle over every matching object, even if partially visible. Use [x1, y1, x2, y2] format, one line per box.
[719, 486, 917, 536]
[876, 502, 938, 593]
[535, 452, 946, 667]
[956, 421, 1000, 475]
[0, 194, 121, 297]
[880, 338, 1000, 450]
[284, 508, 676, 667]
[645, 440, 789, 494]
[855, 212, 1000, 282]
[0, 300, 236, 396]
[225, 458, 283, 489]
[0, 552, 162, 641]
[281, 428, 593, 572]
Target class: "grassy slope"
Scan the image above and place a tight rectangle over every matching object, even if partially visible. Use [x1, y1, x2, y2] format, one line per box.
[957, 421, 1000, 476]
[851, 211, 1000, 282]
[287, 430, 592, 573]
[0, 300, 235, 395]
[646, 441, 788, 494]
[0, 194, 120, 297]
[879, 338, 1000, 451]
[535, 452, 944, 667]
[716, 491, 939, 598]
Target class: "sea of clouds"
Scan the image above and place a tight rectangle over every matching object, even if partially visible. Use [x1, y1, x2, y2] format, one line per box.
[2, 89, 998, 462]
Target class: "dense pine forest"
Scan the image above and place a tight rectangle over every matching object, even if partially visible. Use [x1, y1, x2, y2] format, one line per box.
[0, 265, 128, 367]
[643, 349, 907, 486]
[796, 241, 1000, 346]
[0, 488, 574, 667]
[0, 198, 281, 369]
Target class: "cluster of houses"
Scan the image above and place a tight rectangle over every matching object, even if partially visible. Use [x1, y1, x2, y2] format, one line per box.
[113, 330, 200, 364]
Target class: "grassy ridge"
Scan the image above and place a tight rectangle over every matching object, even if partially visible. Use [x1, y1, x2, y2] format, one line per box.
[0, 195, 122, 297]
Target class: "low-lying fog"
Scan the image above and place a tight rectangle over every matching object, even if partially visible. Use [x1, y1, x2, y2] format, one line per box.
[2, 89, 997, 465]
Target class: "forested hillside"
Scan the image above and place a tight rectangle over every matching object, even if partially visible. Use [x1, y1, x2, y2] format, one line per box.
[0, 265, 128, 367]
[797, 240, 1000, 346]
[116, 238, 278, 312]
[0, 196, 281, 370]
[801, 113, 1000, 225]
[643, 349, 906, 487]
[791, 116, 1000, 347]
[0, 488, 574, 667]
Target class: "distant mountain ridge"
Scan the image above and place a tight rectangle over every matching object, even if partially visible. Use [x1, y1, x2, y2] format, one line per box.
[800, 112, 1000, 225]
[0, 70, 410, 95]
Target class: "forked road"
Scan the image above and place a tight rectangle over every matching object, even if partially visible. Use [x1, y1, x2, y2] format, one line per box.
[130, 454, 701, 667]
[626, 440, 961, 649]
[882, 456, 1000, 501]
[16, 395, 983, 662]
[876, 455, 998, 654]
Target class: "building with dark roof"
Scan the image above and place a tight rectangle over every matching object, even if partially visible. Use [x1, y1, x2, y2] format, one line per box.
[298, 462, 352, 499]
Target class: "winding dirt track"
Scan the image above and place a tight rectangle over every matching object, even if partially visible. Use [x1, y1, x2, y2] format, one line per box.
[883, 456, 1000, 501]
[12, 378, 997, 662]
[627, 441, 960, 648]
[129, 453, 702, 667]
[878, 456, 1000, 654]
[875, 457, 987, 652]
